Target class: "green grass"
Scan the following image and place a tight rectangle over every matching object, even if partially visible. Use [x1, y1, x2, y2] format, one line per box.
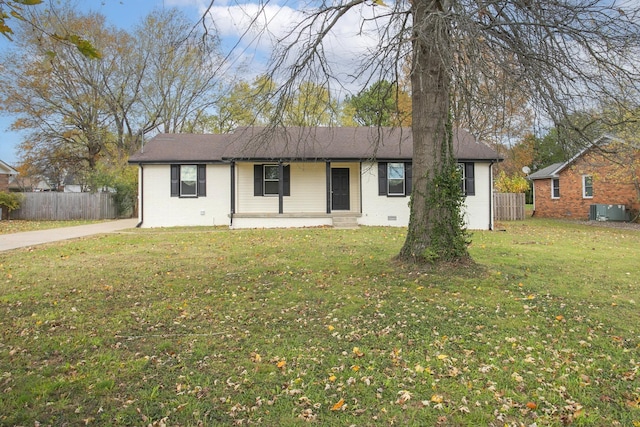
[0, 219, 104, 235]
[0, 219, 638, 426]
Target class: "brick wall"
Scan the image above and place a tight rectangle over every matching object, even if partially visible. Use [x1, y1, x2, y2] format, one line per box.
[533, 149, 640, 220]
[0, 175, 9, 192]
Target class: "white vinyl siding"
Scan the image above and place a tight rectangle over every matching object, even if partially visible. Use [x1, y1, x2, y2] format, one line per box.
[237, 162, 327, 213]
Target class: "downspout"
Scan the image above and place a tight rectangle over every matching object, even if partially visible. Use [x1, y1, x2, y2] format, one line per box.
[230, 161, 235, 227]
[359, 162, 363, 215]
[489, 160, 494, 231]
[136, 163, 144, 228]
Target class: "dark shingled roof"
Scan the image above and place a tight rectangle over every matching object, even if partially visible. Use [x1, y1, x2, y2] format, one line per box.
[128, 127, 501, 164]
[527, 162, 564, 180]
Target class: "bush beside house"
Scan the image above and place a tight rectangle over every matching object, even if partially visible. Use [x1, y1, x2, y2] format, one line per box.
[0, 192, 24, 220]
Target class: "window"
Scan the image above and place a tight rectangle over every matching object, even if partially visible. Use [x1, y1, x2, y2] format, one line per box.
[458, 162, 475, 196]
[378, 162, 412, 197]
[388, 163, 405, 195]
[180, 165, 197, 196]
[170, 165, 206, 197]
[254, 164, 290, 196]
[552, 178, 560, 198]
[264, 165, 280, 195]
[583, 175, 593, 198]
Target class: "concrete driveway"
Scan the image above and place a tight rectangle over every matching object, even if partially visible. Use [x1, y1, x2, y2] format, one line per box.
[0, 218, 139, 252]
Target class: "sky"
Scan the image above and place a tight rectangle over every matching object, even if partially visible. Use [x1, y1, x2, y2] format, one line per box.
[0, 0, 386, 167]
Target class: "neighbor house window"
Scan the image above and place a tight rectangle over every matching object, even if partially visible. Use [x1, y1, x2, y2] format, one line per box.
[378, 162, 412, 197]
[458, 162, 475, 196]
[253, 164, 291, 196]
[170, 165, 206, 197]
[552, 178, 560, 199]
[583, 175, 593, 198]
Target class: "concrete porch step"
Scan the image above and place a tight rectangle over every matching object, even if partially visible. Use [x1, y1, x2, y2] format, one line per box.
[332, 215, 359, 229]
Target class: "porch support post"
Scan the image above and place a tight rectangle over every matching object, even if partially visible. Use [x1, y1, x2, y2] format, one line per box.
[278, 161, 284, 214]
[325, 161, 331, 214]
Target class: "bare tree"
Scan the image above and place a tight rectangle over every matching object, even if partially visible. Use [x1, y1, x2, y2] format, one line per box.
[1, 4, 224, 178]
[211, 0, 640, 264]
[0, 8, 120, 174]
[134, 8, 222, 136]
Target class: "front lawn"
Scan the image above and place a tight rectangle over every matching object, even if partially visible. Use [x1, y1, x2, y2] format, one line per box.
[0, 220, 103, 235]
[0, 220, 638, 426]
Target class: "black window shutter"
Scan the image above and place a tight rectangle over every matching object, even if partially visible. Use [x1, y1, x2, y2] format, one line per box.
[405, 162, 412, 195]
[197, 164, 206, 197]
[170, 165, 179, 197]
[283, 165, 291, 196]
[378, 162, 387, 195]
[465, 163, 475, 196]
[254, 164, 263, 196]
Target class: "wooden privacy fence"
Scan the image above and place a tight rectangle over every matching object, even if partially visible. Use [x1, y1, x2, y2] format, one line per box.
[494, 192, 526, 221]
[12, 192, 117, 220]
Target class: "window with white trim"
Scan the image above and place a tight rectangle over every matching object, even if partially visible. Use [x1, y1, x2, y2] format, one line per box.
[583, 175, 593, 198]
[387, 163, 405, 195]
[458, 162, 475, 196]
[264, 165, 280, 195]
[253, 164, 291, 196]
[170, 164, 206, 198]
[378, 162, 412, 197]
[180, 165, 197, 196]
[552, 178, 560, 199]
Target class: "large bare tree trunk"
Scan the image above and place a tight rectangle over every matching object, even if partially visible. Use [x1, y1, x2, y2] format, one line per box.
[398, 0, 470, 263]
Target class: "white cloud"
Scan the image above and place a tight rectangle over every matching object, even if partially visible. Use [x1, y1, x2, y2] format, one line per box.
[194, 0, 393, 90]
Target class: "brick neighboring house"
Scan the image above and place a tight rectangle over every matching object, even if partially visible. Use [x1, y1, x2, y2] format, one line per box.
[0, 160, 18, 192]
[528, 136, 640, 221]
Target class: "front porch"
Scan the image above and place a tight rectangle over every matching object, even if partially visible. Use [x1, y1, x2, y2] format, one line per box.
[230, 161, 362, 226]
[229, 211, 361, 229]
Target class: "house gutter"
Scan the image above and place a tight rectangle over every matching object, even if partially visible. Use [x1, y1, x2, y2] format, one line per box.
[136, 163, 144, 228]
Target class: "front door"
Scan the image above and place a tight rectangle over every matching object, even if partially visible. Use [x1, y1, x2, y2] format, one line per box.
[331, 168, 350, 210]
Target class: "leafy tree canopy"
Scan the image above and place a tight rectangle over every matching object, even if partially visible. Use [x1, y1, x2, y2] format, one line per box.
[1, 0, 100, 58]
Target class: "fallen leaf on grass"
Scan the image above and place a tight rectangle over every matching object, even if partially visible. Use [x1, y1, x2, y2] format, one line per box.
[431, 394, 444, 403]
[397, 390, 412, 404]
[330, 398, 345, 411]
